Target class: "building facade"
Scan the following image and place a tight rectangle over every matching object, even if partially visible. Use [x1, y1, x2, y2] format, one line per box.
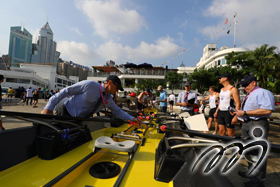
[8, 26, 32, 67]
[31, 22, 60, 66]
[196, 44, 249, 69]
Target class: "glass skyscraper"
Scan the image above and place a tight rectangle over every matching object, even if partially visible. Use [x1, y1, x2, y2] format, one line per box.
[8, 26, 32, 67]
[31, 22, 60, 66]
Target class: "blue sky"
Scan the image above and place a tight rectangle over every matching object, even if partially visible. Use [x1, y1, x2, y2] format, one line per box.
[1, 0, 280, 69]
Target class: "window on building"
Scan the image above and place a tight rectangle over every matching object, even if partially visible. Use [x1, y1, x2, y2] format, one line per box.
[222, 59, 226, 64]
[56, 78, 62, 83]
[218, 60, 221, 66]
[63, 80, 67, 85]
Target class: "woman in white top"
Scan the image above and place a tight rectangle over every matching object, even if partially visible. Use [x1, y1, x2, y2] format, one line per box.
[168, 92, 175, 112]
[201, 86, 219, 134]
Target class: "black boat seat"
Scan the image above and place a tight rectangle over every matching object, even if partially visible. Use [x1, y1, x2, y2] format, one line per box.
[94, 136, 136, 152]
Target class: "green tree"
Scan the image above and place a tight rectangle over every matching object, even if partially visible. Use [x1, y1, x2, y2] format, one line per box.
[165, 71, 184, 90]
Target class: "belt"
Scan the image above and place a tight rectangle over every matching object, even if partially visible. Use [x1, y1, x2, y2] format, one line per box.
[244, 118, 267, 123]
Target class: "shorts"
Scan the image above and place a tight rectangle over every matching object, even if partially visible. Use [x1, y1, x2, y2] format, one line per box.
[209, 108, 217, 118]
[217, 110, 234, 129]
[169, 101, 174, 105]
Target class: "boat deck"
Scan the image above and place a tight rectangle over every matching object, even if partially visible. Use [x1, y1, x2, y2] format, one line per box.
[0, 123, 170, 187]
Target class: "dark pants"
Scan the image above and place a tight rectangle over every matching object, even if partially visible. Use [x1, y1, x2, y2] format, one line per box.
[241, 118, 269, 180]
[160, 106, 167, 113]
[26, 97, 33, 106]
[180, 109, 194, 116]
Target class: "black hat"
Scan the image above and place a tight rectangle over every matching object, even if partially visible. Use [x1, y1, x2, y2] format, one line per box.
[185, 82, 191, 87]
[106, 75, 124, 91]
[239, 75, 256, 86]
[145, 88, 152, 94]
[219, 73, 231, 80]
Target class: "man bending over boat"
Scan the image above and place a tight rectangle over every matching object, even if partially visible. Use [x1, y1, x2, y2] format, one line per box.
[41, 75, 142, 124]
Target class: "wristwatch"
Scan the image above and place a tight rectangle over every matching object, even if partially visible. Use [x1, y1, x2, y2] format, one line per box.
[244, 111, 247, 116]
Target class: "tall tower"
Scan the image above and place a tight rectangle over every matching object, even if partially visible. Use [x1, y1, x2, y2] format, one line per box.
[31, 22, 60, 65]
[8, 26, 33, 67]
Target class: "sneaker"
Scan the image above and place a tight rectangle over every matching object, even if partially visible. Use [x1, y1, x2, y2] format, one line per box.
[0, 127, 5, 131]
[213, 131, 217, 135]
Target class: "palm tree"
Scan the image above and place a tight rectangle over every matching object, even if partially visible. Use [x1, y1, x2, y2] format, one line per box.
[247, 44, 277, 89]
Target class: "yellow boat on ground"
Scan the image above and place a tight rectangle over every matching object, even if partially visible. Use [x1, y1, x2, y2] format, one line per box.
[2, 110, 275, 187]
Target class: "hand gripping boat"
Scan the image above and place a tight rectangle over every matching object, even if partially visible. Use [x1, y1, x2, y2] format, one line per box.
[0, 110, 280, 186]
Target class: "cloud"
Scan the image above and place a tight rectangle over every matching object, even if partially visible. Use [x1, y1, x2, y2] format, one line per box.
[201, 0, 280, 47]
[69, 27, 83, 36]
[57, 41, 99, 66]
[76, 0, 146, 38]
[96, 36, 181, 63]
[180, 19, 188, 28]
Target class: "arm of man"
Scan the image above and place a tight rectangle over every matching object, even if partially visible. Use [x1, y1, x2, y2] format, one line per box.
[215, 93, 220, 105]
[235, 90, 275, 117]
[138, 92, 144, 104]
[107, 98, 141, 124]
[161, 92, 167, 102]
[177, 92, 186, 106]
[231, 87, 241, 124]
[200, 95, 210, 105]
[41, 81, 86, 114]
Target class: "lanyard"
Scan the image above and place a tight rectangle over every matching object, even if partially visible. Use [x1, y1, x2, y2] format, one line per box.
[241, 86, 259, 109]
[184, 92, 190, 102]
[100, 85, 108, 115]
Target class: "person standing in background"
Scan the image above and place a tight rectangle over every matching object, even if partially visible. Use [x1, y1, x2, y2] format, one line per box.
[25, 87, 33, 106]
[168, 92, 175, 113]
[157, 85, 168, 113]
[201, 86, 219, 134]
[177, 82, 198, 116]
[33, 88, 41, 108]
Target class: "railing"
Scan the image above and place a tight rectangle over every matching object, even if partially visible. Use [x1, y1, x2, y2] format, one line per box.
[89, 70, 166, 77]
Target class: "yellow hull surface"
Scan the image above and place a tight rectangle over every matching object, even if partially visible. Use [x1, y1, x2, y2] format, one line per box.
[0, 123, 171, 187]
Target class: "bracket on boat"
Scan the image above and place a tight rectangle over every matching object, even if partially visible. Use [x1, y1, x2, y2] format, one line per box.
[94, 136, 136, 153]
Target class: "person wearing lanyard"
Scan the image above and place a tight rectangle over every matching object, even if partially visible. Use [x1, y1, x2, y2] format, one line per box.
[41, 75, 141, 124]
[200, 86, 219, 134]
[234, 75, 274, 187]
[157, 85, 168, 113]
[177, 82, 198, 116]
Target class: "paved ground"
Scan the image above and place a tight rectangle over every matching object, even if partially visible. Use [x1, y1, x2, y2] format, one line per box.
[1, 99, 280, 186]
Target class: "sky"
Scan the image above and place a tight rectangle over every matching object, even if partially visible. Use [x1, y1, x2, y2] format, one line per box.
[1, 0, 280, 69]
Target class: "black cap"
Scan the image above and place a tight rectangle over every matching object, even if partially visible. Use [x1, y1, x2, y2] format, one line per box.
[145, 88, 152, 94]
[106, 75, 124, 91]
[239, 75, 256, 85]
[185, 82, 191, 87]
[219, 73, 231, 80]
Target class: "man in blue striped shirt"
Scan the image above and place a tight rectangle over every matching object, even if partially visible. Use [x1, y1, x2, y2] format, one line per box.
[41, 75, 141, 124]
[234, 75, 274, 187]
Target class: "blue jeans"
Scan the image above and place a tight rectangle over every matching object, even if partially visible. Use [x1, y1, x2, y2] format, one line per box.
[26, 97, 33, 106]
